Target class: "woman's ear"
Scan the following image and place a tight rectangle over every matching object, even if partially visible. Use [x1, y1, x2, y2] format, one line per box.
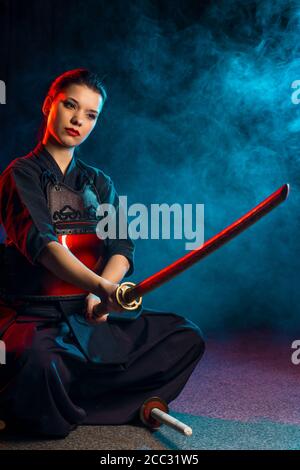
[42, 95, 52, 117]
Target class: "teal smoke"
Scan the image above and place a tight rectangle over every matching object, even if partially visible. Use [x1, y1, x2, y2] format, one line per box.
[1, 0, 299, 331]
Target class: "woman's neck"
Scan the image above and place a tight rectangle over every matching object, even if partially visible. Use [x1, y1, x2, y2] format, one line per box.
[42, 134, 75, 176]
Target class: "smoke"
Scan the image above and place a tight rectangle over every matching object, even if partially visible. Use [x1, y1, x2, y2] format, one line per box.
[96, 0, 300, 332]
[1, 0, 299, 331]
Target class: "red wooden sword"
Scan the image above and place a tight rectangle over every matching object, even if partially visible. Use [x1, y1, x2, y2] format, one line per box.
[114, 184, 289, 311]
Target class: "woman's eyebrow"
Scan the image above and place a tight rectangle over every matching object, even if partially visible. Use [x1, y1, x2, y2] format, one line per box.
[66, 97, 99, 114]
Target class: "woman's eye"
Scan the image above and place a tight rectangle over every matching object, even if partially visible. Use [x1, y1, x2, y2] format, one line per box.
[88, 114, 97, 120]
[64, 101, 75, 109]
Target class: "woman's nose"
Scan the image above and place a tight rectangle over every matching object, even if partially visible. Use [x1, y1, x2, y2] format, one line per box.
[71, 115, 83, 126]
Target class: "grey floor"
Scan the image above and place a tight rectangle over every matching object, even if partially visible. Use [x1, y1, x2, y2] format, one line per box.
[1, 330, 299, 450]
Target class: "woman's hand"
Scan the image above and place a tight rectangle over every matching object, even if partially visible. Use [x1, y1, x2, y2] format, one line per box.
[85, 293, 109, 323]
[87, 280, 125, 323]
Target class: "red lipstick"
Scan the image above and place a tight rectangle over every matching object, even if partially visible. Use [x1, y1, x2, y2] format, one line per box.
[65, 128, 80, 136]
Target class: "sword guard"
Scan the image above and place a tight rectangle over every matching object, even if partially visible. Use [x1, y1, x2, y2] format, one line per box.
[115, 281, 142, 311]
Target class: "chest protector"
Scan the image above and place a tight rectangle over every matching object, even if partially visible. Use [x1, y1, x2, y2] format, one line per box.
[5, 163, 107, 299]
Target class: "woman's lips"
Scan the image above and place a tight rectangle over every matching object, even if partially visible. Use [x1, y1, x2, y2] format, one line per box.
[65, 128, 80, 136]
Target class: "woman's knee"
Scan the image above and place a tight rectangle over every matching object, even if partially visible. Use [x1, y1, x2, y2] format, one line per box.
[164, 311, 205, 357]
[22, 347, 64, 383]
[182, 320, 205, 359]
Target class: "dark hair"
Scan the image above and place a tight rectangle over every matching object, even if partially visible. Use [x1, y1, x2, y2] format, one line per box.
[38, 68, 107, 141]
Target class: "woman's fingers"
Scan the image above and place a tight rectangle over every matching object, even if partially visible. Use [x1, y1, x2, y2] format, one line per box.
[92, 301, 109, 317]
[85, 284, 125, 323]
[94, 313, 109, 323]
[92, 302, 109, 323]
[85, 294, 101, 321]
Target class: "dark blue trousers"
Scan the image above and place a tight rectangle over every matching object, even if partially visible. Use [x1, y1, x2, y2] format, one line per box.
[0, 297, 205, 437]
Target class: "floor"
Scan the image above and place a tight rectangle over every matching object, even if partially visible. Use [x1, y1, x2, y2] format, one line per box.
[1, 329, 299, 450]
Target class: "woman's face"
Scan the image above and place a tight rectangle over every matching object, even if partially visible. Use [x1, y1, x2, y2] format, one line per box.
[43, 83, 103, 147]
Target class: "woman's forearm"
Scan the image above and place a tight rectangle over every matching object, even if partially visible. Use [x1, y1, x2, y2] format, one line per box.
[37, 241, 109, 297]
[99, 254, 130, 283]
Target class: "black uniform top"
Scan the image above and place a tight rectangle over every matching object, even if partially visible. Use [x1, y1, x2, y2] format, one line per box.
[0, 142, 134, 295]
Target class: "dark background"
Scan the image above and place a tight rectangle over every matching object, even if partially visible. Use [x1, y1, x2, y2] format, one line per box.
[0, 0, 298, 333]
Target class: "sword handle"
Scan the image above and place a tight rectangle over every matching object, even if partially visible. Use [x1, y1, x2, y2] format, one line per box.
[115, 282, 142, 311]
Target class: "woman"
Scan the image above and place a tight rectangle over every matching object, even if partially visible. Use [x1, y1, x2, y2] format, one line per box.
[0, 68, 205, 437]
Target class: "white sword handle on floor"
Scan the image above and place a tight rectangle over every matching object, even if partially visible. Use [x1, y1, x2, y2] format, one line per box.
[150, 407, 193, 436]
[140, 396, 193, 436]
